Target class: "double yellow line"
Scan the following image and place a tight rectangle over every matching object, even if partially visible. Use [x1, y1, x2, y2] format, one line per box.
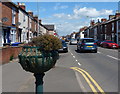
[70, 67, 106, 94]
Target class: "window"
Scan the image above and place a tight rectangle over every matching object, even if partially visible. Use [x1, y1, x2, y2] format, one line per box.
[105, 25, 107, 33]
[112, 23, 114, 32]
[23, 14, 25, 22]
[12, 9, 16, 25]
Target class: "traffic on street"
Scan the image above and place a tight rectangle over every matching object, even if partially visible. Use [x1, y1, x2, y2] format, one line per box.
[1, 1, 120, 94]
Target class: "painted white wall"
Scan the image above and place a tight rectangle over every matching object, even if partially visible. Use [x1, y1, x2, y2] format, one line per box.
[40, 25, 47, 35]
[80, 31, 84, 38]
[18, 9, 28, 43]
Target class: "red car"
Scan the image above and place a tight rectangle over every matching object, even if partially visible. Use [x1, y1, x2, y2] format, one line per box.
[100, 40, 119, 49]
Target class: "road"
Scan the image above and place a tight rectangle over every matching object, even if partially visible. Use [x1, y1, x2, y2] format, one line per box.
[67, 45, 118, 93]
[2, 45, 119, 93]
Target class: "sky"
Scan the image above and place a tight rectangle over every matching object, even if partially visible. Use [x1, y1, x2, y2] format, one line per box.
[12, 1, 119, 36]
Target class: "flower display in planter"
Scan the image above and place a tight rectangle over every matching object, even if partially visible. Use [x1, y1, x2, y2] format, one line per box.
[31, 34, 62, 52]
[18, 34, 62, 74]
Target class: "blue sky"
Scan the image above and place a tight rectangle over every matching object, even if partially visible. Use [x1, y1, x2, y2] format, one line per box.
[13, 1, 119, 36]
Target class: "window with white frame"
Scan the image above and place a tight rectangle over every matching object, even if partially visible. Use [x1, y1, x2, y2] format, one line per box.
[23, 14, 25, 22]
[10, 30, 16, 43]
[12, 9, 16, 25]
[112, 23, 114, 32]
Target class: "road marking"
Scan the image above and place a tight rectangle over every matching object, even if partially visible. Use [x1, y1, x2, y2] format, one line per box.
[98, 51, 119, 61]
[70, 52, 82, 66]
[71, 67, 106, 94]
[78, 62, 81, 66]
[98, 47, 118, 52]
[71, 67, 98, 94]
[106, 55, 119, 60]
[98, 51, 102, 54]
[74, 71, 87, 92]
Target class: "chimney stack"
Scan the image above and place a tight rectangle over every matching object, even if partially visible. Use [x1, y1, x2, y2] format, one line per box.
[101, 18, 107, 22]
[115, 13, 120, 18]
[18, 3, 26, 10]
[34, 16, 38, 21]
[90, 20, 95, 26]
[109, 15, 115, 20]
[28, 11, 33, 17]
[39, 19, 42, 24]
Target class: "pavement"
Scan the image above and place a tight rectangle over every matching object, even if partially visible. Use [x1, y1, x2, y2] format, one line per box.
[2, 58, 82, 93]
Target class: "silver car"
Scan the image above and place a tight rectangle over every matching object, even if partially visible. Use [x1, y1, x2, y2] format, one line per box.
[69, 39, 77, 45]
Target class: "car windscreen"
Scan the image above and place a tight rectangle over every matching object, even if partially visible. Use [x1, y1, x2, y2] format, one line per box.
[82, 39, 94, 43]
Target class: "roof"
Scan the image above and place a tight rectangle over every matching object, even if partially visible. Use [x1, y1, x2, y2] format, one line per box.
[43, 25, 54, 31]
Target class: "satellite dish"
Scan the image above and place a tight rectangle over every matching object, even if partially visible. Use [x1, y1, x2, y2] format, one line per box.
[2, 17, 8, 22]
[17, 22, 21, 26]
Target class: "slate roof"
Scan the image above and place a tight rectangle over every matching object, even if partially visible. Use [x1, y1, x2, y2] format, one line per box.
[43, 25, 54, 31]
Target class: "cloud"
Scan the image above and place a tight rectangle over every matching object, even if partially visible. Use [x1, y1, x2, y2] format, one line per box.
[54, 3, 68, 10]
[73, 7, 113, 18]
[45, 7, 113, 36]
[53, 7, 113, 20]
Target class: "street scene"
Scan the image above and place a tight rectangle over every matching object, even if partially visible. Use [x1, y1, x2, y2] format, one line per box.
[0, 0, 120, 94]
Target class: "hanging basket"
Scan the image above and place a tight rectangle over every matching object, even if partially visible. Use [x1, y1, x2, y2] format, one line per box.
[18, 46, 59, 74]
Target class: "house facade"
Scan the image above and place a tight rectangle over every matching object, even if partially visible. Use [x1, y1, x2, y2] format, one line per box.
[84, 12, 120, 45]
[18, 3, 29, 43]
[0, 2, 18, 46]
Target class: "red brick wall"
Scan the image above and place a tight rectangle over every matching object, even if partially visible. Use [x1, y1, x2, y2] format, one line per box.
[2, 2, 12, 26]
[0, 46, 22, 65]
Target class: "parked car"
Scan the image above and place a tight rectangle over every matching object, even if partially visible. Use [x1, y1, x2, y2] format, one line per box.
[69, 39, 77, 45]
[58, 40, 68, 52]
[77, 38, 97, 53]
[100, 40, 119, 49]
[95, 40, 102, 46]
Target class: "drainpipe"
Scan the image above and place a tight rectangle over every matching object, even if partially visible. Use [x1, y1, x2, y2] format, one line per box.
[117, 20, 118, 44]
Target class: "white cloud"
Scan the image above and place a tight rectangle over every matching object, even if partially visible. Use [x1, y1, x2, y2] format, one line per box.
[54, 3, 68, 10]
[53, 7, 113, 20]
[45, 7, 113, 36]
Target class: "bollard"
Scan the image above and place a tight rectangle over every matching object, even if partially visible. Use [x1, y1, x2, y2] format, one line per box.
[34, 73, 45, 94]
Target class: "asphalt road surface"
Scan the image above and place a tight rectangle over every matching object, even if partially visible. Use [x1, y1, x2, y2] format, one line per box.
[2, 45, 119, 93]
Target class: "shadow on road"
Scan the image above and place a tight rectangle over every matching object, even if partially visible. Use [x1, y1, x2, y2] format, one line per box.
[75, 50, 97, 54]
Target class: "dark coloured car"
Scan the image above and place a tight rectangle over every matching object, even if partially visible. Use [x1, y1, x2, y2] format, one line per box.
[77, 38, 97, 53]
[58, 40, 68, 52]
[100, 40, 119, 49]
[95, 40, 102, 46]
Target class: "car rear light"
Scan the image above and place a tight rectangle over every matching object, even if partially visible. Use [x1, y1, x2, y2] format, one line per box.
[94, 43, 97, 45]
[82, 43, 85, 45]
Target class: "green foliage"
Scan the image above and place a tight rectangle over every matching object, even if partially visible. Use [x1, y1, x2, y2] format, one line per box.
[10, 55, 14, 61]
[31, 34, 62, 52]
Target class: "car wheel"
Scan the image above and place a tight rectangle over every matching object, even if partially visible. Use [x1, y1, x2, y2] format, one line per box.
[66, 50, 68, 52]
[77, 47, 79, 51]
[93, 50, 97, 53]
